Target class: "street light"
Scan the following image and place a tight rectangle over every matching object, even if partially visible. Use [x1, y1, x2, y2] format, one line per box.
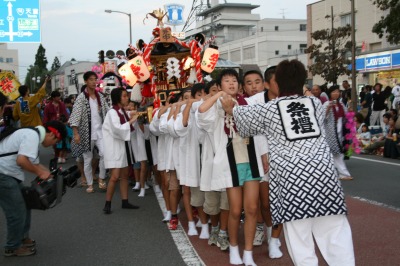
[105, 9, 132, 44]
[31, 76, 41, 93]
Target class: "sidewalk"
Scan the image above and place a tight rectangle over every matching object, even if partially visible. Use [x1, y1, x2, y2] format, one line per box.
[180, 196, 400, 265]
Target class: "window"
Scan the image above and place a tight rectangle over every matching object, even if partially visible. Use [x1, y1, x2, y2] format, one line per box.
[275, 26, 279, 31]
[341, 13, 351, 26]
[6, 58, 13, 63]
[0, 57, 3, 63]
[288, 45, 292, 50]
[300, 24, 307, 31]
[300, 44, 307, 53]
[243, 46, 255, 60]
[275, 50, 279, 55]
[230, 50, 241, 61]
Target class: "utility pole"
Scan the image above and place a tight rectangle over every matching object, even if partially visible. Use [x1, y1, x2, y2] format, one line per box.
[351, 0, 357, 112]
[331, 6, 337, 84]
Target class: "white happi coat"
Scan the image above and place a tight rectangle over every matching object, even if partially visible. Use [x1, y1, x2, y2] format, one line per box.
[150, 110, 166, 171]
[131, 121, 147, 162]
[102, 109, 133, 169]
[233, 95, 348, 225]
[194, 101, 215, 192]
[196, 98, 262, 190]
[144, 124, 158, 165]
[174, 103, 201, 187]
[246, 92, 271, 181]
[159, 109, 175, 172]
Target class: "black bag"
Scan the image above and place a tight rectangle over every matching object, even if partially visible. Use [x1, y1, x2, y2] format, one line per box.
[21, 178, 59, 210]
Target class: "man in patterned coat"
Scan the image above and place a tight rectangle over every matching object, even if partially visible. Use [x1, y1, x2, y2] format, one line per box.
[69, 71, 109, 193]
[221, 59, 355, 266]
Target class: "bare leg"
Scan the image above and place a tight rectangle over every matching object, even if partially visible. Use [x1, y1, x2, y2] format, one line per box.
[106, 168, 120, 201]
[226, 186, 243, 246]
[183, 186, 194, 221]
[243, 181, 259, 251]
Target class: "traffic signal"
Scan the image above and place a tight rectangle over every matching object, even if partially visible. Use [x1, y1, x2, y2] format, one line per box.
[98, 50, 105, 64]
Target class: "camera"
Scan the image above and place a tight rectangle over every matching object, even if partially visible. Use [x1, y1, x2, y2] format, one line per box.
[21, 159, 80, 210]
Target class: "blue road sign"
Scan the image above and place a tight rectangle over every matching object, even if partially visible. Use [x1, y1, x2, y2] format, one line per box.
[165, 4, 185, 26]
[0, 0, 41, 43]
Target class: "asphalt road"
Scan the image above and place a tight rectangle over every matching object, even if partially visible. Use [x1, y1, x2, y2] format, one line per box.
[0, 147, 186, 266]
[0, 147, 399, 265]
[342, 154, 400, 209]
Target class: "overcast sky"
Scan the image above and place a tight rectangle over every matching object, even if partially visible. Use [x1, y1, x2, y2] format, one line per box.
[6, 0, 316, 81]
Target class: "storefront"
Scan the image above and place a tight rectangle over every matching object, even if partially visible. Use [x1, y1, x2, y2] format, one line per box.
[356, 49, 400, 88]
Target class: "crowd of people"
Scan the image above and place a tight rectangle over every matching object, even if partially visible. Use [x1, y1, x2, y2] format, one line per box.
[310, 81, 400, 159]
[5, 58, 400, 264]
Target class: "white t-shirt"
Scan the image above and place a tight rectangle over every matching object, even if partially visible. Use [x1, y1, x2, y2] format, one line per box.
[0, 129, 40, 181]
[89, 97, 103, 140]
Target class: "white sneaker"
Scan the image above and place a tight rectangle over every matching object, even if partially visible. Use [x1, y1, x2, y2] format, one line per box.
[253, 227, 265, 246]
[57, 157, 62, 164]
[268, 238, 283, 259]
[145, 182, 150, 189]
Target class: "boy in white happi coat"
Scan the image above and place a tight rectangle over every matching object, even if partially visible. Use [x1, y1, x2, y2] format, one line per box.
[198, 69, 263, 266]
[174, 85, 209, 238]
[149, 107, 171, 221]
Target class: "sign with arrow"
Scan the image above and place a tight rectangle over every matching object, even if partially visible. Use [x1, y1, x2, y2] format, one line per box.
[0, 0, 41, 43]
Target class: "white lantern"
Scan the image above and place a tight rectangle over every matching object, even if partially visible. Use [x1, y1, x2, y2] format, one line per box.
[118, 62, 138, 87]
[201, 45, 220, 73]
[130, 83, 142, 102]
[129, 55, 150, 82]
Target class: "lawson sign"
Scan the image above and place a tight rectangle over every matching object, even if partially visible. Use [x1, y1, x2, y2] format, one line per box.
[356, 49, 400, 72]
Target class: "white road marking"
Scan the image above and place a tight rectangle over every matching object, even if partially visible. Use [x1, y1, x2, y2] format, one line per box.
[352, 156, 400, 166]
[154, 187, 205, 266]
[351, 196, 400, 213]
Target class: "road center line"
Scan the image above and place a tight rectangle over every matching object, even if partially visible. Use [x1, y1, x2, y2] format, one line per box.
[351, 196, 400, 213]
[351, 156, 400, 166]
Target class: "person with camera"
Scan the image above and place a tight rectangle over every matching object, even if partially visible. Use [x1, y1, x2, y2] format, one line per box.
[0, 119, 67, 257]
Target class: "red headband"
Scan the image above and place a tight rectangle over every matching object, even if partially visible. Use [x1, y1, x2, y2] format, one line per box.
[47, 126, 62, 140]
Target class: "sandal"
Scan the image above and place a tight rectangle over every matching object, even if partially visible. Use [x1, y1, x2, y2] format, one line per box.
[339, 176, 354, 181]
[86, 187, 95, 193]
[78, 181, 87, 187]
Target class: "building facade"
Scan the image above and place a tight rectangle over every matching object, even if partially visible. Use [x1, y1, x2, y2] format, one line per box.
[0, 44, 19, 77]
[307, 0, 398, 90]
[185, 2, 308, 75]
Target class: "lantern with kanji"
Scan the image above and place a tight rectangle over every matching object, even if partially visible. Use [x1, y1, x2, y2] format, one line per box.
[118, 62, 138, 87]
[201, 45, 219, 73]
[129, 55, 150, 82]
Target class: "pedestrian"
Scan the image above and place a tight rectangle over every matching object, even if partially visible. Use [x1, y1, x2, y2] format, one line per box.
[13, 77, 50, 127]
[69, 71, 109, 193]
[222, 59, 355, 266]
[323, 85, 353, 181]
[55, 114, 73, 164]
[370, 83, 392, 131]
[43, 90, 69, 124]
[0, 120, 66, 257]
[102, 88, 139, 214]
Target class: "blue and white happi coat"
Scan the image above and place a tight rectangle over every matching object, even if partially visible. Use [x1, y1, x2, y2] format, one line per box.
[233, 95, 347, 225]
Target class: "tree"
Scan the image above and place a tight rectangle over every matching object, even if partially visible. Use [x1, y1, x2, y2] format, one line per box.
[306, 11, 352, 84]
[24, 44, 50, 93]
[372, 0, 400, 44]
[34, 44, 48, 71]
[51, 56, 61, 72]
